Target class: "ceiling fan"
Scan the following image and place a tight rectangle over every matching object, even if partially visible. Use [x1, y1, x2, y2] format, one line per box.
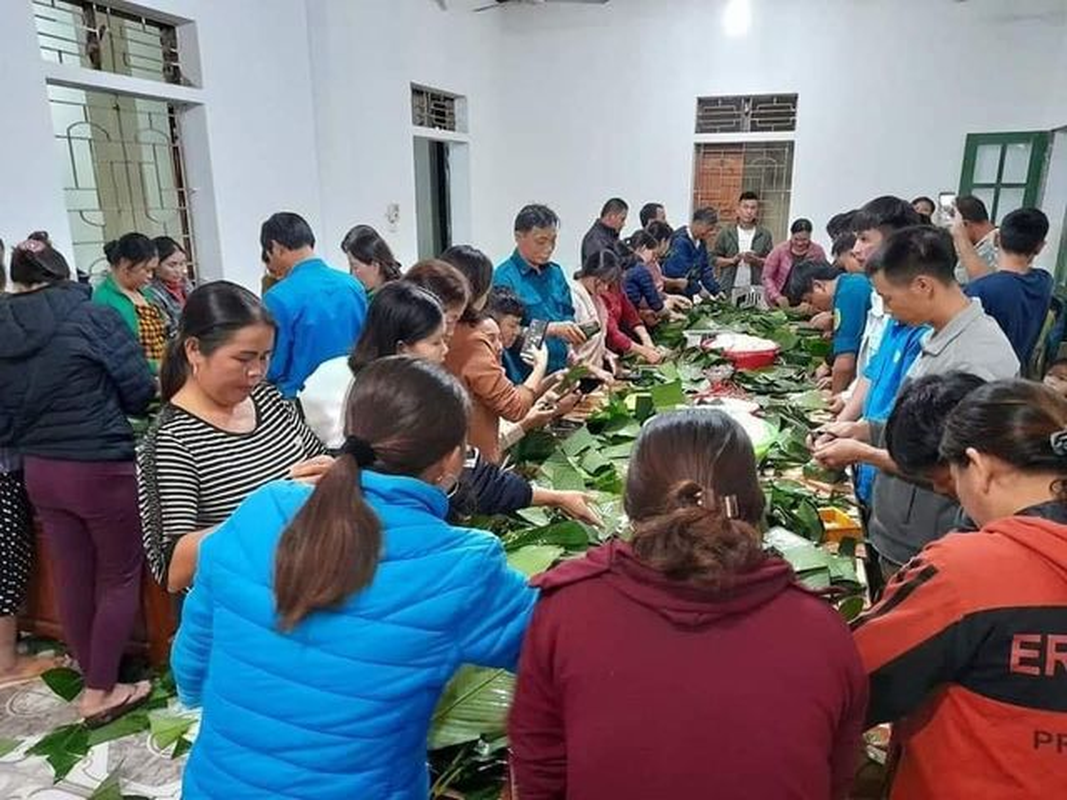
[473, 0, 610, 12]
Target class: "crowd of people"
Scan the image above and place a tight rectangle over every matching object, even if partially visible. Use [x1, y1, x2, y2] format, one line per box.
[0, 187, 1065, 798]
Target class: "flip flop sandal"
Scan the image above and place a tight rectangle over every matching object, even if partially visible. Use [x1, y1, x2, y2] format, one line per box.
[83, 681, 152, 729]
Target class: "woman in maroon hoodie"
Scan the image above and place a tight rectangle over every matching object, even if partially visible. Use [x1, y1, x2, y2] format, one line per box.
[509, 408, 867, 799]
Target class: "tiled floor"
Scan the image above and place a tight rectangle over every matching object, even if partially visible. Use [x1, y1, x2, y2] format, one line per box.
[0, 675, 187, 799]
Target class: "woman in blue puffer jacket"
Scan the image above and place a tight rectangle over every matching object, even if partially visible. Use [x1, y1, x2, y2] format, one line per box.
[171, 356, 537, 799]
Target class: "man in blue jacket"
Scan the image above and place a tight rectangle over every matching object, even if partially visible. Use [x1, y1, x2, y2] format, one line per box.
[663, 207, 721, 298]
[261, 212, 368, 398]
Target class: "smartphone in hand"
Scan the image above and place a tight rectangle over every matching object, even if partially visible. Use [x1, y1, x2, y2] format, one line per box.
[520, 319, 548, 364]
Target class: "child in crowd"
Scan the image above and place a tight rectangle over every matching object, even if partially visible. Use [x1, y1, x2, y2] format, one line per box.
[964, 207, 1052, 369]
[441, 245, 552, 463]
[510, 408, 866, 799]
[1044, 357, 1067, 397]
[786, 260, 871, 394]
[855, 379, 1067, 800]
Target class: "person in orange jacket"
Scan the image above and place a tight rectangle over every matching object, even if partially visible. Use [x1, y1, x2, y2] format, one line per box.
[853, 378, 1067, 799]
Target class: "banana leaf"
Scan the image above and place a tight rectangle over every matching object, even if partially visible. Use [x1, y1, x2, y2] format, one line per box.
[649, 380, 686, 410]
[579, 447, 613, 476]
[428, 666, 515, 750]
[27, 723, 89, 782]
[506, 544, 565, 576]
[41, 666, 83, 702]
[502, 522, 590, 552]
[538, 451, 585, 491]
[560, 426, 597, 458]
[149, 712, 196, 751]
[0, 737, 20, 758]
[88, 768, 123, 800]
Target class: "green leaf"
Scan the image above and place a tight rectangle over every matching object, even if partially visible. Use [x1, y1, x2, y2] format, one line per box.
[538, 452, 586, 491]
[513, 506, 553, 528]
[788, 389, 829, 411]
[429, 667, 515, 750]
[41, 667, 84, 702]
[793, 499, 826, 544]
[148, 713, 196, 751]
[578, 447, 613, 476]
[87, 708, 151, 747]
[27, 723, 89, 782]
[171, 736, 192, 760]
[0, 737, 20, 758]
[649, 380, 686, 410]
[560, 426, 597, 458]
[506, 545, 564, 577]
[767, 327, 799, 352]
[837, 595, 866, 622]
[502, 521, 590, 552]
[600, 442, 634, 460]
[88, 768, 123, 800]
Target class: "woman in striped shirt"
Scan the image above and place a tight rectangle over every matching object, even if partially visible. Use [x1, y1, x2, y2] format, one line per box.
[138, 282, 330, 592]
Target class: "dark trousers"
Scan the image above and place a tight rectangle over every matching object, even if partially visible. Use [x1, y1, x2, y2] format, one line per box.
[24, 457, 143, 691]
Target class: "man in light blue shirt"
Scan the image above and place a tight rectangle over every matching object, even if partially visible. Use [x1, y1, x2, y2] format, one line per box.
[494, 204, 585, 376]
[261, 212, 368, 398]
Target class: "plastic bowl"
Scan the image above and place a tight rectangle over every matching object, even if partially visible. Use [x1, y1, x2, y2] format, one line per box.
[722, 347, 779, 370]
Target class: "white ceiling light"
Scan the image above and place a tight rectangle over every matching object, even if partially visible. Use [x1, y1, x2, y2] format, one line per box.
[723, 0, 752, 37]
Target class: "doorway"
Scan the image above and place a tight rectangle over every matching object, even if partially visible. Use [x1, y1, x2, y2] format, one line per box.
[414, 138, 452, 260]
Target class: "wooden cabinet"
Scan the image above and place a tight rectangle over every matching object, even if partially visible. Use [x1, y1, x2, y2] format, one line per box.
[20, 518, 176, 667]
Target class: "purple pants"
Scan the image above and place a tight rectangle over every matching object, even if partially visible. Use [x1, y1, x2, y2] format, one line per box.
[24, 458, 143, 691]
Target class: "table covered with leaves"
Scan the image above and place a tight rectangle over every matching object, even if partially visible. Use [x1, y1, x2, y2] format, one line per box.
[14, 303, 866, 798]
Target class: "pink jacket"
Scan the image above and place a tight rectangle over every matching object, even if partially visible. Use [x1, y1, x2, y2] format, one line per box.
[763, 240, 827, 304]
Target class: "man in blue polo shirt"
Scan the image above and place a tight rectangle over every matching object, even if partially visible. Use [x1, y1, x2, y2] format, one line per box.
[494, 204, 585, 377]
[786, 260, 872, 395]
[261, 212, 368, 398]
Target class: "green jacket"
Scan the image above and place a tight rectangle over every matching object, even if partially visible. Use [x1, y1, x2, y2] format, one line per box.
[92, 273, 140, 335]
[92, 274, 160, 373]
[711, 224, 774, 260]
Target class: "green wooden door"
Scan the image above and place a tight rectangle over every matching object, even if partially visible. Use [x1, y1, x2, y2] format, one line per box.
[958, 131, 1050, 223]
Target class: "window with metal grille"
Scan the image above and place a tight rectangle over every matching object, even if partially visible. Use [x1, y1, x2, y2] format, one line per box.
[411, 86, 461, 132]
[696, 94, 798, 134]
[48, 84, 196, 282]
[34, 0, 183, 85]
[693, 141, 794, 242]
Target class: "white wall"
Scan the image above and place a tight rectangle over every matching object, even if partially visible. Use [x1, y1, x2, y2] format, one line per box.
[0, 0, 322, 290]
[304, 0, 512, 269]
[489, 0, 1067, 267]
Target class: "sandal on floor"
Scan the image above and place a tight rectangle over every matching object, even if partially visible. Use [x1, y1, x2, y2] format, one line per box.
[83, 681, 152, 729]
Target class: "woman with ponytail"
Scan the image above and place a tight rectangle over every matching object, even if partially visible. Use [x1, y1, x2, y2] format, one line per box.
[138, 282, 328, 593]
[854, 379, 1067, 800]
[510, 408, 867, 800]
[171, 357, 536, 799]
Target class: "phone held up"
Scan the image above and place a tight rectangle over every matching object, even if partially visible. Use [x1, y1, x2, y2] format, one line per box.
[519, 318, 548, 365]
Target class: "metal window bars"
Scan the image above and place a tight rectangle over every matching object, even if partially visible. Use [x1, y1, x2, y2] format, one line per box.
[696, 94, 799, 135]
[33, 0, 183, 85]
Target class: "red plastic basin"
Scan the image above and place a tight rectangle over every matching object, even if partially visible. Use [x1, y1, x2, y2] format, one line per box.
[721, 347, 779, 370]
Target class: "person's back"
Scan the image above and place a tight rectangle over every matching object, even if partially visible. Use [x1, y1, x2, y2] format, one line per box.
[513, 543, 865, 800]
[966, 268, 1052, 364]
[264, 259, 367, 396]
[855, 380, 1067, 799]
[172, 357, 535, 800]
[260, 212, 368, 397]
[509, 409, 866, 800]
[963, 208, 1053, 367]
[0, 276, 153, 461]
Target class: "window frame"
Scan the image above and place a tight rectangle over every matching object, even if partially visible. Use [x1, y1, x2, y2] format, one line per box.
[958, 131, 1050, 222]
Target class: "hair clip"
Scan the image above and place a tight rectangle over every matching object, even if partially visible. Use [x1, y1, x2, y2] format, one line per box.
[722, 495, 740, 520]
[15, 239, 46, 254]
[1050, 430, 1067, 458]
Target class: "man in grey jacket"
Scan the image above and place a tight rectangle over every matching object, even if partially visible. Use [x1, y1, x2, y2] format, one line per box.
[812, 226, 1018, 579]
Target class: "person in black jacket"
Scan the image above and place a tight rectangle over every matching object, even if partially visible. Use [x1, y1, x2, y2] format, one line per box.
[580, 198, 629, 264]
[0, 240, 155, 727]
